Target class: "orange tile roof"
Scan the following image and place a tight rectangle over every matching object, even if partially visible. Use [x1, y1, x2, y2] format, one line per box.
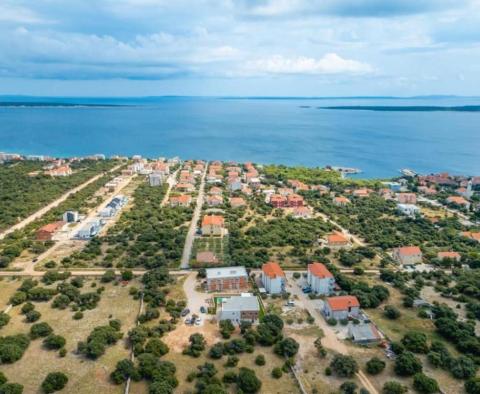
[327, 232, 349, 244]
[437, 251, 461, 259]
[270, 194, 287, 202]
[308, 262, 333, 278]
[326, 296, 360, 311]
[397, 246, 422, 255]
[230, 197, 246, 206]
[262, 262, 285, 279]
[447, 196, 469, 205]
[39, 221, 65, 233]
[202, 215, 224, 227]
[334, 196, 350, 203]
[287, 194, 304, 202]
[462, 232, 480, 241]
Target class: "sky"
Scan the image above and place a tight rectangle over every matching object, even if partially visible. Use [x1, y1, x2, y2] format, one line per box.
[0, 0, 479, 97]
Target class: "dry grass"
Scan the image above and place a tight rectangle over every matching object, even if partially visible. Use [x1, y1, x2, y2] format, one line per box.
[0, 279, 140, 394]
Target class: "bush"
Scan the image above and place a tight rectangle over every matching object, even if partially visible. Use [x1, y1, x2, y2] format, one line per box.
[43, 335, 66, 350]
[209, 343, 224, 359]
[9, 292, 27, 306]
[0, 383, 24, 394]
[255, 354, 266, 366]
[0, 334, 30, 363]
[293, 272, 301, 279]
[25, 310, 41, 323]
[330, 355, 358, 378]
[144, 338, 169, 357]
[325, 367, 332, 376]
[340, 381, 357, 394]
[465, 377, 480, 394]
[225, 355, 239, 367]
[20, 302, 34, 314]
[222, 371, 237, 384]
[100, 270, 116, 283]
[450, 356, 477, 379]
[121, 270, 133, 281]
[73, 311, 84, 320]
[271, 367, 282, 379]
[327, 318, 337, 326]
[59, 348, 67, 357]
[110, 359, 140, 384]
[401, 331, 429, 354]
[274, 337, 299, 358]
[219, 319, 235, 339]
[41, 372, 68, 393]
[30, 322, 53, 339]
[0, 313, 10, 329]
[394, 351, 423, 376]
[366, 357, 386, 375]
[383, 305, 401, 320]
[237, 368, 261, 393]
[382, 381, 407, 394]
[413, 373, 439, 394]
[182, 333, 206, 358]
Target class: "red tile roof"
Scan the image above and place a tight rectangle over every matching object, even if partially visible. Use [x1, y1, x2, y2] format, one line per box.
[262, 262, 285, 279]
[327, 232, 349, 245]
[308, 262, 333, 279]
[38, 221, 65, 233]
[326, 295, 360, 311]
[397, 246, 422, 255]
[437, 251, 461, 259]
[202, 215, 224, 227]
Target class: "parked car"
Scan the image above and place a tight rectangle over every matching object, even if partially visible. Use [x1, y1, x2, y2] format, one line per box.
[195, 318, 202, 326]
[302, 287, 312, 294]
[184, 317, 192, 325]
[200, 306, 206, 313]
[181, 308, 190, 317]
[285, 301, 295, 307]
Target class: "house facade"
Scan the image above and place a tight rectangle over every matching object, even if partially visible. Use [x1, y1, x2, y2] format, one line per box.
[201, 215, 225, 236]
[323, 295, 360, 320]
[261, 262, 285, 294]
[307, 262, 335, 295]
[393, 246, 423, 265]
[219, 295, 260, 324]
[206, 266, 248, 292]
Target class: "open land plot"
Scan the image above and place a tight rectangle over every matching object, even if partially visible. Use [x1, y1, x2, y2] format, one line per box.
[0, 279, 140, 394]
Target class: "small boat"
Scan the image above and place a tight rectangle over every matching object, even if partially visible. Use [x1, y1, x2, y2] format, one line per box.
[400, 168, 417, 177]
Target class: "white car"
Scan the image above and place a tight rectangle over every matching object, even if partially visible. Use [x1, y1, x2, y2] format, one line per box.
[194, 318, 202, 326]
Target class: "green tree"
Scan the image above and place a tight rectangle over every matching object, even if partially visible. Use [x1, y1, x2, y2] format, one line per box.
[382, 381, 407, 394]
[237, 368, 261, 393]
[413, 373, 439, 394]
[394, 351, 423, 376]
[366, 357, 386, 375]
[401, 331, 429, 354]
[41, 372, 68, 393]
[274, 337, 299, 358]
[330, 355, 358, 378]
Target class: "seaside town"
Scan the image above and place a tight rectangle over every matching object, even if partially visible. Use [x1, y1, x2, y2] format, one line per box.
[1, 151, 480, 394]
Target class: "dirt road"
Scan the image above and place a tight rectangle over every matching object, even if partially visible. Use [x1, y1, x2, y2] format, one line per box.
[180, 164, 207, 268]
[317, 211, 366, 247]
[0, 164, 123, 241]
[286, 272, 379, 394]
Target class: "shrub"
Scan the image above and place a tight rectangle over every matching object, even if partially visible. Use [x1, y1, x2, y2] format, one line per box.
[0, 334, 30, 363]
[144, 338, 169, 357]
[182, 333, 206, 358]
[110, 359, 140, 384]
[255, 354, 266, 366]
[225, 355, 239, 367]
[222, 371, 237, 384]
[382, 381, 407, 394]
[121, 270, 133, 281]
[401, 331, 429, 354]
[209, 343, 224, 359]
[59, 348, 67, 357]
[293, 272, 301, 279]
[25, 310, 41, 323]
[271, 367, 282, 379]
[9, 292, 27, 306]
[413, 373, 439, 394]
[330, 355, 358, 377]
[30, 322, 53, 339]
[20, 302, 34, 314]
[0, 383, 24, 394]
[450, 356, 477, 379]
[73, 311, 84, 320]
[465, 377, 480, 394]
[394, 351, 423, 376]
[237, 368, 261, 393]
[43, 335, 66, 350]
[384, 305, 401, 320]
[327, 318, 337, 326]
[219, 319, 235, 339]
[41, 372, 68, 393]
[325, 367, 332, 376]
[0, 313, 10, 329]
[366, 357, 386, 375]
[274, 337, 299, 358]
[100, 270, 116, 283]
[340, 381, 357, 394]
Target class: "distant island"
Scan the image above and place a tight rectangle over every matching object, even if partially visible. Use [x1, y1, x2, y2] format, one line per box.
[0, 101, 126, 107]
[318, 105, 480, 112]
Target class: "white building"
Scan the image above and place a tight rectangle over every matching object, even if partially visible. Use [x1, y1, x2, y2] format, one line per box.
[206, 266, 248, 292]
[397, 203, 421, 218]
[323, 296, 360, 320]
[149, 173, 164, 187]
[261, 262, 285, 294]
[219, 295, 260, 324]
[307, 262, 335, 295]
[393, 246, 423, 265]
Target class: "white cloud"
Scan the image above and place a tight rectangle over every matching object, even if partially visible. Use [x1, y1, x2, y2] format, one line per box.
[244, 53, 373, 75]
[0, 3, 47, 24]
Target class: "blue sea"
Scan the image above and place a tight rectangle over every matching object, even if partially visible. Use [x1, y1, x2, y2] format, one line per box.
[1, 96, 479, 178]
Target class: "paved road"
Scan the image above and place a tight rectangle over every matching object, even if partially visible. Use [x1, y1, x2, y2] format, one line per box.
[180, 164, 207, 269]
[286, 272, 378, 394]
[0, 164, 123, 240]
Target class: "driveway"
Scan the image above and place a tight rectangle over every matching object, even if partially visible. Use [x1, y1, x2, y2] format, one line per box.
[180, 164, 207, 268]
[183, 271, 211, 319]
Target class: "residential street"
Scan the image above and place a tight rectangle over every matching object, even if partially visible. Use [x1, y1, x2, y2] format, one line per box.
[0, 164, 123, 240]
[180, 164, 207, 268]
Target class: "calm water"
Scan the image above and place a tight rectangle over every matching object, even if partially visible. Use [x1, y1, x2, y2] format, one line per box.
[1, 97, 479, 178]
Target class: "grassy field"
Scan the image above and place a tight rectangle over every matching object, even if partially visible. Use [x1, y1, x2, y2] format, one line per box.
[0, 279, 140, 394]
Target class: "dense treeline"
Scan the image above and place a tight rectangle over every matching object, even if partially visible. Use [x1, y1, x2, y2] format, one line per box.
[0, 168, 121, 268]
[0, 159, 117, 231]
